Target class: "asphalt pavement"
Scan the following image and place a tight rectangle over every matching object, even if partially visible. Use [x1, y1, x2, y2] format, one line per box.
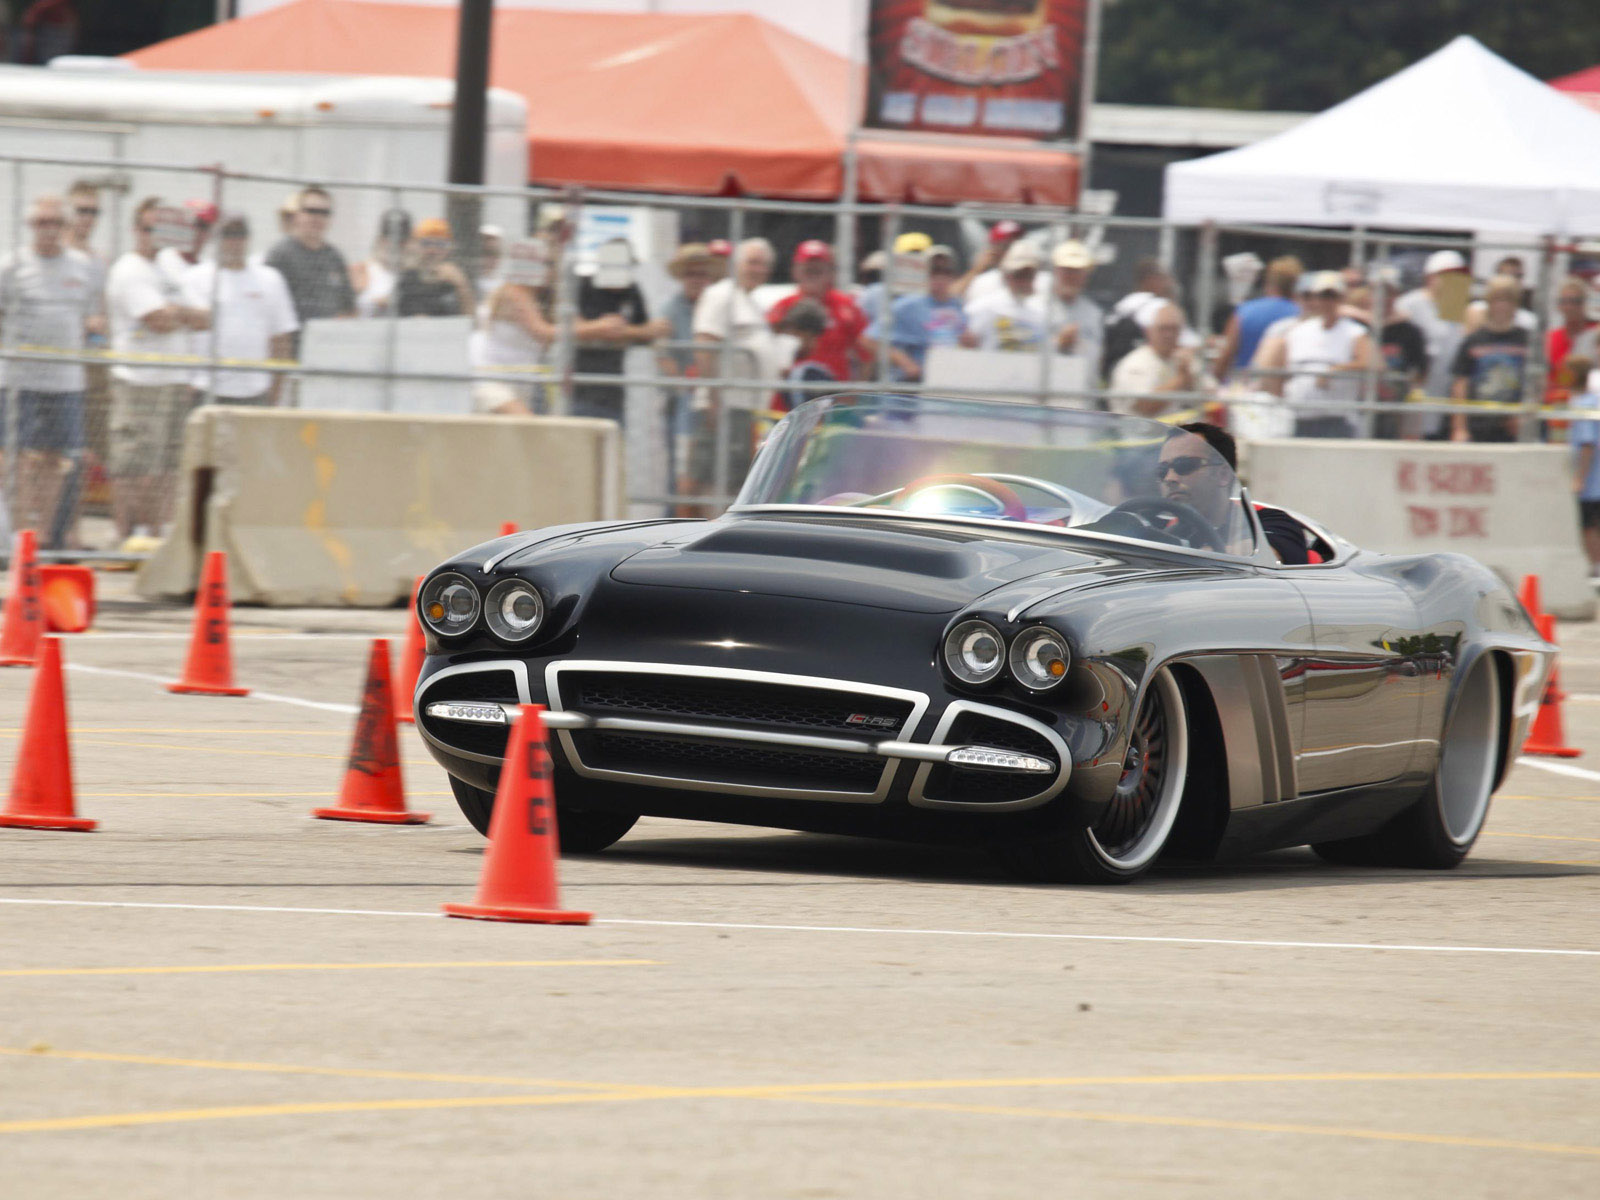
[0, 576, 1596, 1198]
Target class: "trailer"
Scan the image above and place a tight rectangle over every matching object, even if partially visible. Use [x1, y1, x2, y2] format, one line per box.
[0, 62, 530, 258]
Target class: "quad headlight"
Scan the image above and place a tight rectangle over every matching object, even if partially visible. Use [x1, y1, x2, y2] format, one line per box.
[944, 619, 1005, 686]
[419, 571, 480, 637]
[1009, 627, 1071, 692]
[484, 579, 545, 643]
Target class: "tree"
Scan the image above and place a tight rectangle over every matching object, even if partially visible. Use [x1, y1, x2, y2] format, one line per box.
[1098, 0, 1600, 111]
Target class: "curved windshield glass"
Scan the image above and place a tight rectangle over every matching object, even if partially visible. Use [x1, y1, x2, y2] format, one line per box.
[735, 393, 1256, 557]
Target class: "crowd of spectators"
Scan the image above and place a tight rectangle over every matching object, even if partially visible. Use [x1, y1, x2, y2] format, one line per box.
[4, 182, 1600, 548]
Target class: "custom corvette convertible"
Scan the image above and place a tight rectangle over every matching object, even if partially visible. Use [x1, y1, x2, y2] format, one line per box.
[414, 394, 1554, 882]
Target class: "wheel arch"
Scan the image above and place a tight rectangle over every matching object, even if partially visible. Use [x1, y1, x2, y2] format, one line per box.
[1162, 660, 1230, 860]
[1487, 649, 1515, 792]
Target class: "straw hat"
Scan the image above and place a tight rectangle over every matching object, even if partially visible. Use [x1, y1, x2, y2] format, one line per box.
[667, 242, 725, 280]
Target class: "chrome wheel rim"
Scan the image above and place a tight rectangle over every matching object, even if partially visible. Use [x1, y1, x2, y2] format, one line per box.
[1088, 669, 1188, 871]
[1437, 658, 1501, 846]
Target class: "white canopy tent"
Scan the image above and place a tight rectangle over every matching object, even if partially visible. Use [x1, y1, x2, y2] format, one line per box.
[1163, 36, 1600, 236]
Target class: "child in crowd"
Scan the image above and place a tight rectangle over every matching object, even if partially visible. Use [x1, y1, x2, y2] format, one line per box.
[777, 299, 836, 412]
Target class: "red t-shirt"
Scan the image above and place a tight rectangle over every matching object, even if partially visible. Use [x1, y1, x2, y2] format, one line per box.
[1547, 322, 1597, 401]
[769, 289, 867, 382]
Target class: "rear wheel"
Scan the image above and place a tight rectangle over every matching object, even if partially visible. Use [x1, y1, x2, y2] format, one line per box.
[1312, 655, 1501, 869]
[994, 668, 1189, 883]
[447, 775, 639, 853]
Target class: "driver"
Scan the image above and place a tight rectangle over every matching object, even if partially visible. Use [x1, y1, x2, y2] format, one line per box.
[1159, 423, 1311, 564]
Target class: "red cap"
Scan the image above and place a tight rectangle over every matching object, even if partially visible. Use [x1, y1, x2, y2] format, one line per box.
[794, 239, 834, 265]
[706, 238, 732, 257]
[186, 199, 219, 227]
[988, 219, 1023, 245]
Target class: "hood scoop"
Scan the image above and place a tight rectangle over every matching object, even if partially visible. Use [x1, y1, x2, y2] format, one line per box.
[610, 518, 1098, 614]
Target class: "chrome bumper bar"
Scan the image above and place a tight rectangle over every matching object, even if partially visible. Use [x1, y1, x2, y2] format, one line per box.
[423, 701, 1056, 775]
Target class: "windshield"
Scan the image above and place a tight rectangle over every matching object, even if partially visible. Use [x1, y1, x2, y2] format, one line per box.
[735, 394, 1256, 557]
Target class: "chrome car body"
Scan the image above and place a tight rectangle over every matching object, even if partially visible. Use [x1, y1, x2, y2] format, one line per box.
[414, 395, 1555, 880]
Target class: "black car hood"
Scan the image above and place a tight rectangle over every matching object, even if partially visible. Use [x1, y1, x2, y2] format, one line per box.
[609, 516, 1111, 614]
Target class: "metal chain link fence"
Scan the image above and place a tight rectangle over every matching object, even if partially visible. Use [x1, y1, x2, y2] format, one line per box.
[0, 152, 1595, 558]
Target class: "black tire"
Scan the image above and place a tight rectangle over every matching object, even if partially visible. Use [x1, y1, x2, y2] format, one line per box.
[447, 775, 639, 853]
[1312, 655, 1502, 870]
[993, 668, 1189, 884]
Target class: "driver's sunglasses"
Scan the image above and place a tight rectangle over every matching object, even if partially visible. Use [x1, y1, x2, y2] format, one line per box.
[1155, 456, 1213, 478]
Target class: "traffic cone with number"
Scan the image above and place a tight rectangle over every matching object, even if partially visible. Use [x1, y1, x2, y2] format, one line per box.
[168, 551, 249, 696]
[1518, 575, 1544, 623]
[0, 529, 44, 667]
[443, 705, 590, 924]
[0, 638, 94, 831]
[395, 576, 424, 724]
[313, 638, 429, 824]
[498, 521, 518, 537]
[1523, 614, 1580, 758]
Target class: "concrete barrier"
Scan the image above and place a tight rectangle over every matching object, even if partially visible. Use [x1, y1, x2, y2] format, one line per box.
[1244, 438, 1595, 619]
[138, 408, 624, 606]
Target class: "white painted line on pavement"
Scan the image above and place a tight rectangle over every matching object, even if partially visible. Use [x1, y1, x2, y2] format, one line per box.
[63, 663, 359, 715]
[0, 898, 1595, 958]
[74, 633, 383, 641]
[1515, 756, 1600, 784]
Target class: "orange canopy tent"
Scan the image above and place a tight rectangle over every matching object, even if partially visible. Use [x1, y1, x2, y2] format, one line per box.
[126, 0, 1077, 205]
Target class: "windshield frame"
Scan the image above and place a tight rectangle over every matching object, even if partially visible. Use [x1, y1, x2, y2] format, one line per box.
[729, 393, 1274, 566]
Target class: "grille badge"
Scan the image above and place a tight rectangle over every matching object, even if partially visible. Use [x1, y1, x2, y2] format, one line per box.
[844, 713, 900, 730]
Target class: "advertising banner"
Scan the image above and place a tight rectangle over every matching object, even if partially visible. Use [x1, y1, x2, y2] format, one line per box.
[866, 0, 1089, 142]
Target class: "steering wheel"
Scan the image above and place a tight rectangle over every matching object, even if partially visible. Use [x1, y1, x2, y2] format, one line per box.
[893, 473, 1029, 522]
[1102, 496, 1226, 552]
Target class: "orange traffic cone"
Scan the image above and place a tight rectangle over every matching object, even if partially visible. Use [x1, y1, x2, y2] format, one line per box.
[168, 551, 249, 696]
[313, 638, 429, 824]
[444, 705, 590, 924]
[0, 529, 44, 667]
[1524, 614, 1580, 758]
[1518, 575, 1544, 623]
[0, 638, 94, 831]
[395, 575, 425, 725]
[498, 520, 518, 537]
[40, 564, 95, 634]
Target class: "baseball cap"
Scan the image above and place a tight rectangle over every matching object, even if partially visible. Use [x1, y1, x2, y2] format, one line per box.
[218, 213, 249, 237]
[414, 217, 451, 240]
[1000, 241, 1042, 272]
[1296, 271, 1318, 296]
[860, 249, 888, 273]
[1309, 269, 1345, 295]
[479, 224, 504, 240]
[1424, 250, 1468, 276]
[185, 199, 219, 227]
[707, 238, 733, 257]
[926, 244, 958, 271]
[989, 219, 1023, 244]
[1052, 240, 1094, 269]
[794, 239, 834, 266]
[536, 204, 568, 230]
[893, 231, 933, 255]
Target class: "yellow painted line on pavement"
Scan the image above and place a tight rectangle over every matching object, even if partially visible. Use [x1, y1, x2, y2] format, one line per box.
[1533, 860, 1600, 868]
[0, 959, 659, 978]
[789, 1094, 1600, 1160]
[1482, 831, 1600, 845]
[1495, 794, 1599, 803]
[78, 791, 450, 799]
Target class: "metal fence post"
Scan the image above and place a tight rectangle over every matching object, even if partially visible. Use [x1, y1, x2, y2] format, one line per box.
[381, 185, 402, 412]
[552, 187, 582, 418]
[877, 205, 899, 384]
[1361, 234, 1388, 435]
[203, 164, 226, 406]
[1194, 220, 1218, 353]
[1520, 235, 1557, 443]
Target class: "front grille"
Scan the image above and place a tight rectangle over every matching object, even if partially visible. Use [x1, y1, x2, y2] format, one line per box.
[563, 672, 913, 735]
[418, 668, 520, 759]
[576, 730, 884, 793]
[920, 712, 1060, 806]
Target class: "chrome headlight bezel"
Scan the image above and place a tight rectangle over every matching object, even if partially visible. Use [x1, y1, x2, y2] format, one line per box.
[1008, 626, 1071, 692]
[419, 571, 482, 638]
[943, 619, 1006, 687]
[484, 579, 545, 643]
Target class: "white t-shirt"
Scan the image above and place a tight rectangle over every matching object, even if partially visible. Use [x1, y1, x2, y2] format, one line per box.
[966, 288, 1047, 351]
[182, 260, 299, 398]
[692, 277, 786, 383]
[1394, 288, 1463, 402]
[964, 266, 1049, 308]
[1283, 315, 1366, 416]
[106, 251, 191, 386]
[0, 245, 97, 392]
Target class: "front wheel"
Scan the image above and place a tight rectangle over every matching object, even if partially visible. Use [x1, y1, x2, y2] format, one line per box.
[447, 775, 639, 853]
[1312, 654, 1501, 869]
[993, 668, 1189, 883]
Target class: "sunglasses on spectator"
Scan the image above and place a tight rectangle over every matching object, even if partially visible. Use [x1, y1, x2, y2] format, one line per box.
[930, 264, 956, 275]
[418, 237, 450, 248]
[300, 206, 333, 217]
[73, 206, 99, 217]
[30, 217, 65, 227]
[1155, 456, 1214, 478]
[137, 224, 156, 234]
[1559, 295, 1586, 305]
